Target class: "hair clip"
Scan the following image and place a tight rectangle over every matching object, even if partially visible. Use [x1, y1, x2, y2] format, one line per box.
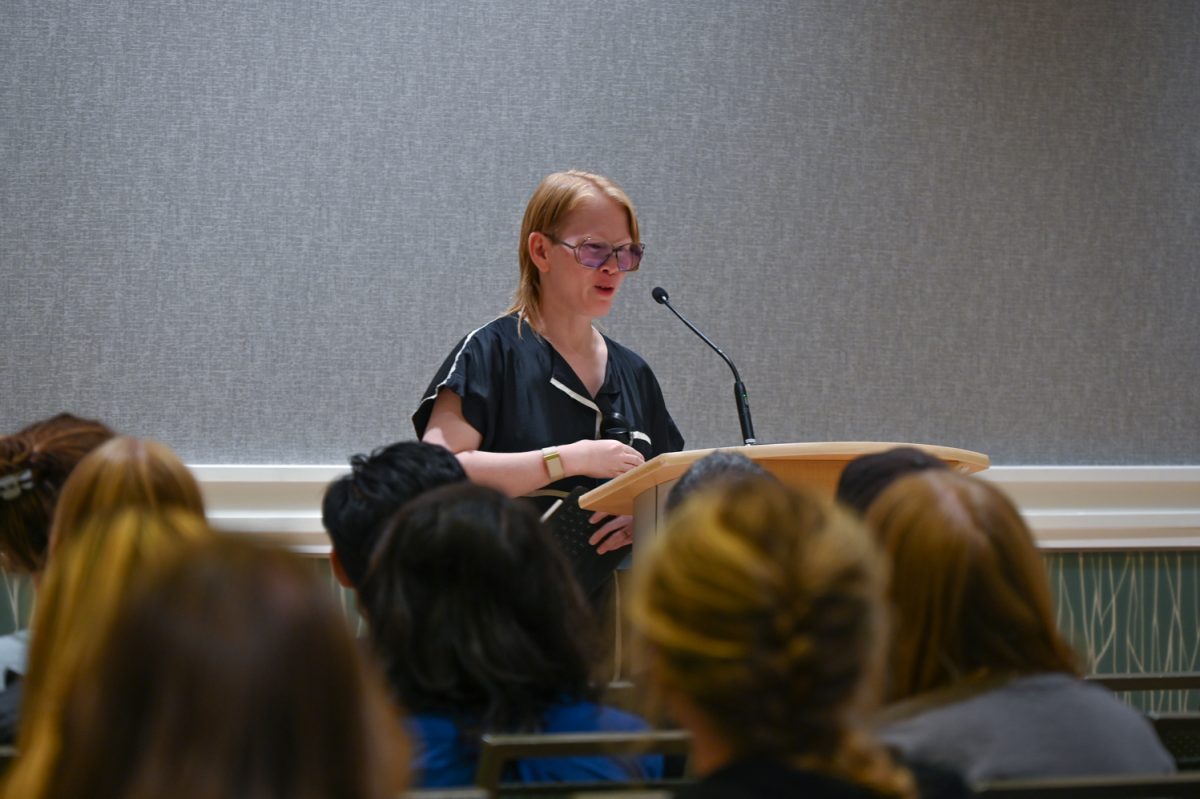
[0, 469, 34, 501]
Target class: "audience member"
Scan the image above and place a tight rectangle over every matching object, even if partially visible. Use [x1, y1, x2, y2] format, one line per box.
[869, 470, 1175, 782]
[4, 507, 212, 798]
[46, 436, 205, 554]
[0, 434, 202, 744]
[630, 479, 965, 799]
[835, 446, 946, 517]
[321, 440, 466, 592]
[0, 414, 115, 689]
[0, 413, 116, 574]
[43, 536, 407, 799]
[663, 450, 775, 516]
[360, 482, 662, 787]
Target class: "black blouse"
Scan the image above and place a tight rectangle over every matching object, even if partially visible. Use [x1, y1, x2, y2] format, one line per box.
[413, 314, 684, 507]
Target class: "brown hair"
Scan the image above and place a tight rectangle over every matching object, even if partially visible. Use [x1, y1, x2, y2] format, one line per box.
[507, 170, 640, 332]
[866, 470, 1079, 702]
[631, 479, 914, 798]
[0, 413, 115, 573]
[42, 536, 407, 799]
[48, 436, 205, 553]
[6, 507, 213, 799]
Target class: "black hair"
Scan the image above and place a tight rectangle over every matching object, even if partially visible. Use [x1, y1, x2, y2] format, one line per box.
[835, 446, 947, 517]
[360, 483, 597, 731]
[664, 451, 775, 515]
[321, 441, 466, 588]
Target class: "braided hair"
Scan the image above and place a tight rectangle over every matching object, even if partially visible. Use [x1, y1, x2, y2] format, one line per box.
[631, 478, 914, 798]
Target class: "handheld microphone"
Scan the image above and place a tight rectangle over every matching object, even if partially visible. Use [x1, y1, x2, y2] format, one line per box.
[652, 287, 756, 445]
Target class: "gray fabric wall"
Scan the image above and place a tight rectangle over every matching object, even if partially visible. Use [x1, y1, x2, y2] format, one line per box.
[4, 1, 1198, 464]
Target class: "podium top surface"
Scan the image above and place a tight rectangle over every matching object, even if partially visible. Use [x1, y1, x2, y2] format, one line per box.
[578, 441, 990, 516]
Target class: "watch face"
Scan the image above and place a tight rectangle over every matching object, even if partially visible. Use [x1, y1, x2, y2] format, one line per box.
[543, 448, 564, 481]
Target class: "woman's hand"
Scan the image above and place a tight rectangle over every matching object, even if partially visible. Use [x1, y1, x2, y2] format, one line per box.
[588, 513, 634, 554]
[561, 439, 644, 479]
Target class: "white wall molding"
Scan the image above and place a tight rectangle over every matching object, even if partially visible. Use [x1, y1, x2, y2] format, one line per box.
[194, 464, 1200, 554]
[980, 466, 1200, 550]
[196, 465, 346, 555]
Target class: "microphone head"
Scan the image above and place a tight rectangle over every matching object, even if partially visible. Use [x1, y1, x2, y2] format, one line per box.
[651, 286, 669, 304]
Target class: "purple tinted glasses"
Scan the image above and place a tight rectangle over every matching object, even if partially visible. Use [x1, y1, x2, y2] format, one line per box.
[545, 234, 645, 272]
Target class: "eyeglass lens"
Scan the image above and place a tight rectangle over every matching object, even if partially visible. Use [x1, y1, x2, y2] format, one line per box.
[575, 241, 644, 272]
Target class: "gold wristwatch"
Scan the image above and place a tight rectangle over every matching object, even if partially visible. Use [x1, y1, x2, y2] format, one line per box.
[541, 446, 565, 482]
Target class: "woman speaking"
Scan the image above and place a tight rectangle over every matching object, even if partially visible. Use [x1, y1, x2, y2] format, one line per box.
[415, 170, 683, 559]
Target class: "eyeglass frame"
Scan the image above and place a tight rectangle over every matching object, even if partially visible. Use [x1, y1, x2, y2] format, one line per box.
[541, 233, 645, 273]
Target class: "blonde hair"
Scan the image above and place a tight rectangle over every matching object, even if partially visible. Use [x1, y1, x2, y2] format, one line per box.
[631, 479, 914, 799]
[507, 170, 640, 332]
[48, 436, 205, 553]
[867, 470, 1079, 702]
[7, 507, 213, 799]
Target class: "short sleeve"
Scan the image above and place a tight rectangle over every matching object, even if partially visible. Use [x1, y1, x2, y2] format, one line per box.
[412, 325, 500, 444]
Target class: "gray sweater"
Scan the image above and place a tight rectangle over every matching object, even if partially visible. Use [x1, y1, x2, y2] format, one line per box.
[878, 672, 1175, 784]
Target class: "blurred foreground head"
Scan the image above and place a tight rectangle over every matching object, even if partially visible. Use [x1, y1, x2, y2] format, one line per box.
[835, 446, 947, 517]
[8, 506, 212, 799]
[867, 470, 1078, 702]
[322, 440, 467, 590]
[362, 482, 596, 730]
[46, 536, 407, 799]
[631, 480, 913, 797]
[49, 436, 205, 554]
[663, 450, 775, 516]
[0, 413, 115, 573]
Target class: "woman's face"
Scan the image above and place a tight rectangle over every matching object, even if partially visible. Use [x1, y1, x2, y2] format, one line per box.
[532, 193, 633, 321]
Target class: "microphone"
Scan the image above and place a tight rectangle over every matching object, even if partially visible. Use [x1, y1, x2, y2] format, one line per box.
[601, 411, 651, 459]
[652, 287, 756, 445]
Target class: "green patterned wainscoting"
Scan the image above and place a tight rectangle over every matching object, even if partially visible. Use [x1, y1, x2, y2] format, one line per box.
[1047, 550, 1200, 712]
[1, 550, 1196, 711]
[0, 572, 34, 645]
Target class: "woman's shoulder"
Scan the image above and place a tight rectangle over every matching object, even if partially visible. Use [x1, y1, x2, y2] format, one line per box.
[600, 332, 660, 380]
[456, 313, 527, 347]
[879, 670, 1175, 781]
[435, 314, 544, 365]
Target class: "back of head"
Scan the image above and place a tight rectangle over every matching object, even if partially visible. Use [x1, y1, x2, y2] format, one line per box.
[664, 451, 774, 515]
[632, 480, 912, 797]
[361, 482, 595, 730]
[511, 169, 640, 331]
[835, 447, 947, 517]
[48, 436, 205, 554]
[9, 506, 212, 799]
[866, 470, 1078, 701]
[0, 413, 115, 573]
[321, 440, 466, 589]
[45, 537, 405, 799]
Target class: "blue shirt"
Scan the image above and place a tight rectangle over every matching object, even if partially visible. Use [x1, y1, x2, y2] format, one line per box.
[407, 701, 665, 787]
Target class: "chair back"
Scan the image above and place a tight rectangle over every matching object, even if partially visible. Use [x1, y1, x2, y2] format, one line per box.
[1149, 713, 1200, 771]
[975, 771, 1200, 798]
[474, 729, 690, 797]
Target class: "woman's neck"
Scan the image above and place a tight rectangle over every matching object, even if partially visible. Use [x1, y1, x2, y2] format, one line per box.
[665, 691, 737, 776]
[535, 305, 596, 354]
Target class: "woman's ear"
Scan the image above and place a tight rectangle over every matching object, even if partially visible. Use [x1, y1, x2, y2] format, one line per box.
[529, 231, 552, 274]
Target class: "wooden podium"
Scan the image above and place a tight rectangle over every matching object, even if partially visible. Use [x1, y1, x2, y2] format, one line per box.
[579, 441, 989, 559]
[578, 442, 987, 679]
